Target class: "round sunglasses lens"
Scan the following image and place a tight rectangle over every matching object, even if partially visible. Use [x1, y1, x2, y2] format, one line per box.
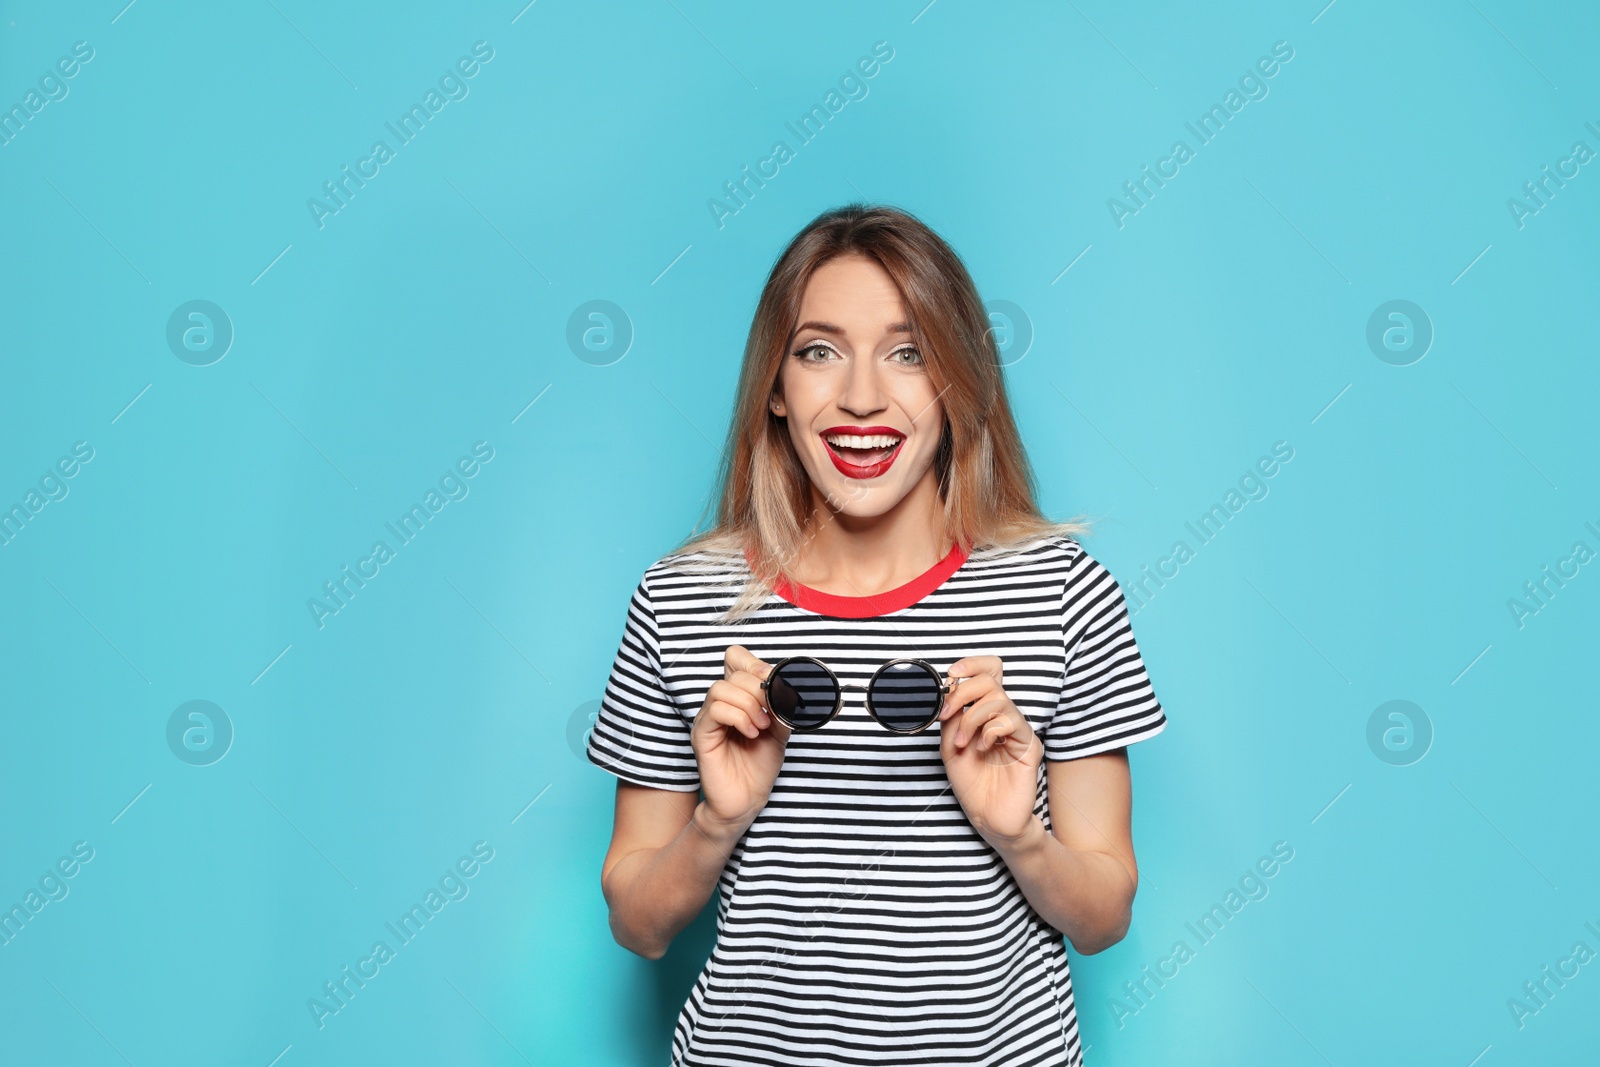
[768, 660, 837, 730]
[869, 662, 942, 732]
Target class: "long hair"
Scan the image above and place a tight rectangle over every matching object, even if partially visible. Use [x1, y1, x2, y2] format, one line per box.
[674, 203, 1093, 621]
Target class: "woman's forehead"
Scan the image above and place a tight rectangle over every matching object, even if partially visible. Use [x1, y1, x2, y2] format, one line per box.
[793, 258, 913, 338]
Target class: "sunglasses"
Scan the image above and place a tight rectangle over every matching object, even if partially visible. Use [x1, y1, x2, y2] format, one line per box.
[760, 656, 957, 734]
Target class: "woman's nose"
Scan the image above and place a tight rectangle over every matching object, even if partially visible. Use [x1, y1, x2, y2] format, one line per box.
[840, 352, 887, 414]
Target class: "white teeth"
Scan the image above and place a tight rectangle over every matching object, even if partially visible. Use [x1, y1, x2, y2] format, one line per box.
[824, 433, 902, 449]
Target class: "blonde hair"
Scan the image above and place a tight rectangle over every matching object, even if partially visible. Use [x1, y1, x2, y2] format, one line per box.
[674, 203, 1093, 621]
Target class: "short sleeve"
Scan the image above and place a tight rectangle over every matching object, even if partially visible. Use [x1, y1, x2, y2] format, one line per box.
[585, 573, 701, 791]
[1044, 548, 1167, 760]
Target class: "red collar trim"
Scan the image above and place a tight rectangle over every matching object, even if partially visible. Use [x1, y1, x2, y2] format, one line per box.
[747, 541, 970, 618]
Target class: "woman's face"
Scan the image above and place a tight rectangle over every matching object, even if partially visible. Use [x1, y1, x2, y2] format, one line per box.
[772, 253, 945, 519]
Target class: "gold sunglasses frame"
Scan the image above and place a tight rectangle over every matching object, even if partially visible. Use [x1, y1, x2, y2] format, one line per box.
[760, 656, 957, 735]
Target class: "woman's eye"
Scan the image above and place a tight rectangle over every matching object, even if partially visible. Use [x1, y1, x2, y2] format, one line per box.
[795, 343, 835, 362]
[892, 347, 923, 365]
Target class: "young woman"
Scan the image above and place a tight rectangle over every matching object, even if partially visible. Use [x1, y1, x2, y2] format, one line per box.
[588, 204, 1166, 1067]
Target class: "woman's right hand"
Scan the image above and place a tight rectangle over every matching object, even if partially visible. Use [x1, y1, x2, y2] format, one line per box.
[691, 645, 791, 833]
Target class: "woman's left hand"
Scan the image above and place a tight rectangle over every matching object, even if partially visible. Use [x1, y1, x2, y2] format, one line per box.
[937, 655, 1043, 846]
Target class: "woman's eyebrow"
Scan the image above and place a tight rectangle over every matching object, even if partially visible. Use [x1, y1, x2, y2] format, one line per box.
[789, 320, 915, 341]
[792, 320, 845, 339]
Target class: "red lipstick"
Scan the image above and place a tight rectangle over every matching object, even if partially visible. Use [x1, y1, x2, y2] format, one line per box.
[820, 424, 906, 480]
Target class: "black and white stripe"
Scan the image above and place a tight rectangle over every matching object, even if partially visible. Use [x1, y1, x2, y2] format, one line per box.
[589, 534, 1166, 1067]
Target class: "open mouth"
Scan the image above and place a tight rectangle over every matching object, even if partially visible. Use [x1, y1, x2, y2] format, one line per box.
[821, 430, 905, 479]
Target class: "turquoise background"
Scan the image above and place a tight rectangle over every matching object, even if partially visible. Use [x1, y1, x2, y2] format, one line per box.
[2, 0, 1596, 1063]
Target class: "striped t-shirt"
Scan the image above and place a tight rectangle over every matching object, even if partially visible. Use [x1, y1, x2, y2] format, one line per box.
[588, 533, 1167, 1067]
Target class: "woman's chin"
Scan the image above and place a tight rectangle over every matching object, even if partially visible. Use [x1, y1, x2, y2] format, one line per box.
[815, 477, 903, 514]
[812, 462, 938, 512]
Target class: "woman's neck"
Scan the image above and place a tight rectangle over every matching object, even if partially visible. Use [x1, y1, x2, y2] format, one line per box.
[787, 473, 949, 598]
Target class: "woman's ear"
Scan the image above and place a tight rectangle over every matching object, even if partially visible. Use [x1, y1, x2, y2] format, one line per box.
[770, 395, 785, 415]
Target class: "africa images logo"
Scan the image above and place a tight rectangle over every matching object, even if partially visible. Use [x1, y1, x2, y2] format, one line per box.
[307, 441, 495, 629]
[1106, 40, 1295, 229]
[306, 42, 495, 230]
[307, 841, 495, 1030]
